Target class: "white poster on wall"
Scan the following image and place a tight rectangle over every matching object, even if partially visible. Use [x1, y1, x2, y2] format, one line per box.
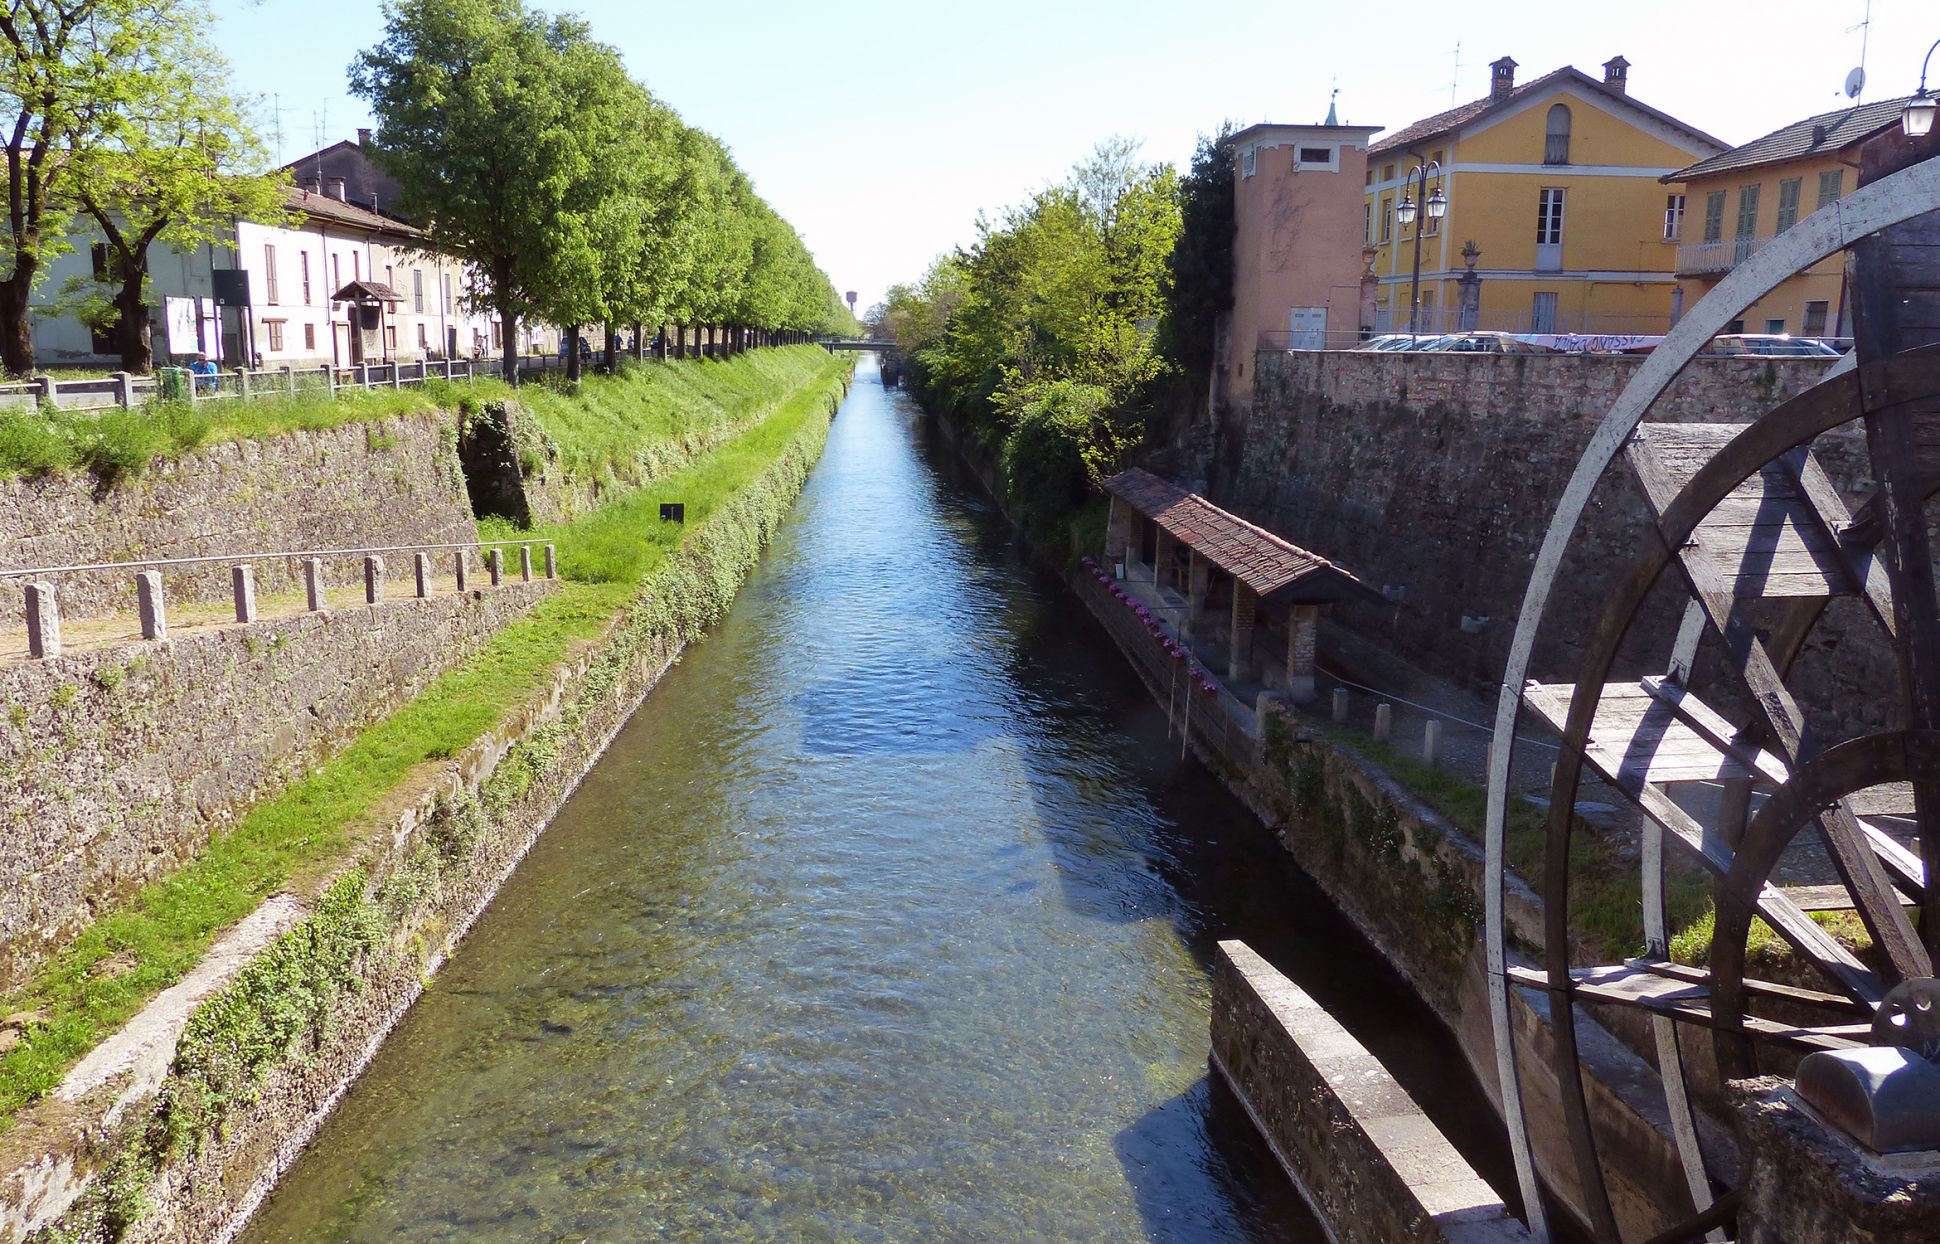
[163, 297, 222, 361]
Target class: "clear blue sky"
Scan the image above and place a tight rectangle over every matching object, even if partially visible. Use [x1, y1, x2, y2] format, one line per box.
[213, 0, 1935, 315]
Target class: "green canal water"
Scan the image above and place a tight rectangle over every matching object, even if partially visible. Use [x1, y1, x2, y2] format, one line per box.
[243, 357, 1499, 1242]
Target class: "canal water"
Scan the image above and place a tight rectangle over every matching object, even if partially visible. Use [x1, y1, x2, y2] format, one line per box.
[244, 357, 1503, 1242]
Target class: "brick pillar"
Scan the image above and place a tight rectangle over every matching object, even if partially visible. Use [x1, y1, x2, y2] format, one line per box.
[1286, 604, 1320, 702]
[1104, 496, 1132, 573]
[1229, 580, 1257, 681]
[1187, 552, 1210, 642]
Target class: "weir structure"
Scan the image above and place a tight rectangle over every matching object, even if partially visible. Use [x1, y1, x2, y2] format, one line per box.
[1482, 121, 1940, 1240]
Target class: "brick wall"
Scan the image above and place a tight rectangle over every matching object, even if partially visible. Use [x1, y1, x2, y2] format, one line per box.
[1196, 351, 1889, 734]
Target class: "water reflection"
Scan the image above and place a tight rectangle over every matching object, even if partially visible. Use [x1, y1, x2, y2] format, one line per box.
[243, 357, 1443, 1241]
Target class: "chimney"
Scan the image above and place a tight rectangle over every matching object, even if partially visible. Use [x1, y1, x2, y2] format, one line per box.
[358, 127, 372, 147]
[1490, 57, 1518, 102]
[1811, 123, 1829, 146]
[1602, 55, 1630, 94]
[329, 178, 347, 202]
[304, 178, 321, 195]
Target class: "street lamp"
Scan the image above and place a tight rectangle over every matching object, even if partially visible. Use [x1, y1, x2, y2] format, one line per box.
[1905, 39, 1940, 136]
[1395, 161, 1447, 343]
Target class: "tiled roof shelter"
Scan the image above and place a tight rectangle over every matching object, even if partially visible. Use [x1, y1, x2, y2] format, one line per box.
[1101, 469, 1383, 606]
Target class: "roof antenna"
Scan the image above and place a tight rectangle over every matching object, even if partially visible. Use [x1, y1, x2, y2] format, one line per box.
[1844, 0, 1872, 103]
[1450, 41, 1462, 105]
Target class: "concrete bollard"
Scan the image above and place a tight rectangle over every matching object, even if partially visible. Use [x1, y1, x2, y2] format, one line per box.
[135, 571, 167, 640]
[1423, 720, 1442, 768]
[544, 543, 557, 579]
[1373, 702, 1392, 742]
[232, 564, 257, 623]
[519, 545, 533, 582]
[454, 548, 469, 592]
[365, 554, 385, 604]
[304, 557, 326, 611]
[415, 552, 432, 598]
[1331, 688, 1350, 724]
[24, 581, 60, 658]
[488, 548, 504, 586]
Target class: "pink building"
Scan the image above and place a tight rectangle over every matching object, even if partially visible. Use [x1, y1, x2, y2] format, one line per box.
[1219, 122, 1380, 405]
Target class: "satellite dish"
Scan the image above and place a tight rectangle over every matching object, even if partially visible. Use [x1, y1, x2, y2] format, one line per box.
[1845, 66, 1867, 99]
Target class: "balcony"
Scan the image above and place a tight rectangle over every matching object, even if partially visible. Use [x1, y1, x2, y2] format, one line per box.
[1676, 234, 1773, 277]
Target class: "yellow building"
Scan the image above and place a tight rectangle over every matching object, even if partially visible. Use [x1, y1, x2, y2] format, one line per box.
[1664, 96, 1911, 341]
[1365, 56, 1725, 337]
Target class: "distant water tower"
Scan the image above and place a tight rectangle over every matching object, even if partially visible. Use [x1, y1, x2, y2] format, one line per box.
[845, 290, 857, 315]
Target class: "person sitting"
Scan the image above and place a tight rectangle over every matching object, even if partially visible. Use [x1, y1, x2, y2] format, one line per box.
[189, 353, 219, 394]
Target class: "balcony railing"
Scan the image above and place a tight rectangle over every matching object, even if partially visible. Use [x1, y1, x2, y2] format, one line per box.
[1676, 234, 1772, 276]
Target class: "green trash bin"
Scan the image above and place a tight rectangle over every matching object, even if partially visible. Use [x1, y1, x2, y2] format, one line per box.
[158, 367, 188, 401]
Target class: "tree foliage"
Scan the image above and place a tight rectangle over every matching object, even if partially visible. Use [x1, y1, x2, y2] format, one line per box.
[353, 0, 852, 384]
[1164, 122, 1238, 383]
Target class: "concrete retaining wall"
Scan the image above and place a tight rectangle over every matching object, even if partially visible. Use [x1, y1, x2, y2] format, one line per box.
[0, 412, 477, 621]
[1211, 940, 1531, 1244]
[0, 578, 553, 988]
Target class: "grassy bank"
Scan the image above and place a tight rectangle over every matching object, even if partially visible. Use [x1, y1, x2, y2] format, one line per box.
[0, 351, 849, 1131]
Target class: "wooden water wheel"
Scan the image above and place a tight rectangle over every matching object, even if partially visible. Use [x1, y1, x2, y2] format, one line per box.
[1483, 131, 1940, 1242]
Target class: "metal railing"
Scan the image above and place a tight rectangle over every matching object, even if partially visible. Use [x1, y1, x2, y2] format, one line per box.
[4, 537, 558, 660]
[1674, 234, 1771, 276]
[0, 357, 486, 414]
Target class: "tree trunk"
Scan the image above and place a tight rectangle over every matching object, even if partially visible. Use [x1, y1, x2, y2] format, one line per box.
[602, 321, 617, 372]
[631, 321, 644, 362]
[0, 261, 38, 377]
[674, 322, 685, 360]
[656, 323, 668, 361]
[499, 306, 519, 386]
[566, 326, 583, 382]
[114, 284, 154, 374]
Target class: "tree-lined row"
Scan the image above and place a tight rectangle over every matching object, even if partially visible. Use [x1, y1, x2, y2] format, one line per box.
[0, 0, 853, 378]
[873, 134, 1231, 540]
[353, 0, 855, 383]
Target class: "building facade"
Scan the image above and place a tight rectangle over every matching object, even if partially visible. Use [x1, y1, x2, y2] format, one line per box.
[1223, 121, 1382, 401]
[1664, 97, 1909, 340]
[1364, 56, 1725, 337]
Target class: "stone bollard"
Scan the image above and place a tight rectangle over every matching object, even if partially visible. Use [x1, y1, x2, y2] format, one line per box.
[454, 548, 469, 592]
[519, 545, 533, 582]
[544, 544, 557, 579]
[488, 548, 504, 586]
[1423, 720, 1442, 768]
[135, 571, 167, 640]
[365, 555, 385, 604]
[1331, 688, 1350, 724]
[1373, 702, 1392, 742]
[232, 564, 257, 623]
[304, 557, 326, 611]
[415, 553, 432, 598]
[25, 581, 60, 658]
[114, 371, 136, 408]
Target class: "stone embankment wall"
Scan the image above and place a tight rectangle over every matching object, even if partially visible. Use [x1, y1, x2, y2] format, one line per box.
[1185, 351, 1889, 734]
[0, 371, 848, 1244]
[0, 579, 553, 988]
[0, 412, 477, 620]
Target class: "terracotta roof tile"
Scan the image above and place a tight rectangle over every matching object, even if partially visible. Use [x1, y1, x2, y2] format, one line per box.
[1666, 96, 1911, 182]
[1370, 66, 1725, 157]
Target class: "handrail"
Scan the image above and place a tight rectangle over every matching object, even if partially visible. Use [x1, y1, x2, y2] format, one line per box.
[0, 537, 556, 580]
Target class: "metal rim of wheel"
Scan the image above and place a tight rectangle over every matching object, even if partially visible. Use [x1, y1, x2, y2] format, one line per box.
[1482, 148, 1940, 1243]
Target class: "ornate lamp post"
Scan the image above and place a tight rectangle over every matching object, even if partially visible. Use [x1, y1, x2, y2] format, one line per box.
[1392, 161, 1447, 343]
[1905, 39, 1940, 136]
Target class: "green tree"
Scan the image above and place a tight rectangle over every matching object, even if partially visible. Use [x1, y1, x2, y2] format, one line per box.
[70, 26, 289, 372]
[0, 0, 199, 376]
[1164, 122, 1238, 384]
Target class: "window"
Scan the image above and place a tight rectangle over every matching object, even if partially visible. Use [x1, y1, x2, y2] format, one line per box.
[1297, 147, 1330, 163]
[304, 323, 317, 351]
[384, 264, 394, 291]
[413, 268, 424, 313]
[1365, 203, 1372, 244]
[417, 323, 429, 350]
[492, 321, 503, 348]
[385, 325, 397, 351]
[1531, 291, 1559, 333]
[1775, 178, 1802, 232]
[1382, 163, 1395, 181]
[1764, 318, 1786, 334]
[1726, 318, 1746, 334]
[1663, 194, 1686, 240]
[1702, 190, 1726, 242]
[264, 319, 285, 351]
[263, 244, 279, 304]
[1803, 301, 1829, 336]
[1537, 188, 1565, 245]
[443, 274, 452, 314]
[1817, 169, 1844, 210]
[1381, 197, 1393, 243]
[352, 252, 360, 281]
[1365, 169, 1374, 186]
[300, 253, 312, 304]
[1544, 104, 1571, 165]
[1734, 185, 1760, 238]
[1241, 147, 1256, 178]
[331, 253, 341, 290]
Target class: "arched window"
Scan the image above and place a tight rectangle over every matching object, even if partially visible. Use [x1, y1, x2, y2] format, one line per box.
[1544, 104, 1571, 165]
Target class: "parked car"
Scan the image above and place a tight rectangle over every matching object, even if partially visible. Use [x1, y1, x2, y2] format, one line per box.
[1700, 334, 1844, 358]
[1413, 331, 1559, 355]
[1352, 334, 1420, 351]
